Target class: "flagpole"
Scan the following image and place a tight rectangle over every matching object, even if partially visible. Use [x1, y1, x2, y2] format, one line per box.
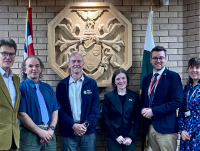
[150, 0, 153, 11]
[29, 0, 31, 8]
[150, 0, 153, 35]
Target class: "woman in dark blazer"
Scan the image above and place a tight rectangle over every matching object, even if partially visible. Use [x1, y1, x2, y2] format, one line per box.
[102, 68, 141, 151]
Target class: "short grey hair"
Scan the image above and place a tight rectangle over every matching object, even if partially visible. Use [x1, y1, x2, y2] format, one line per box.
[21, 56, 45, 81]
[68, 51, 84, 62]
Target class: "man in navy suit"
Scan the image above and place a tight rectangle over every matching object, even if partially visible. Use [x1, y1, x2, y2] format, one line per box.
[56, 51, 100, 151]
[141, 46, 183, 151]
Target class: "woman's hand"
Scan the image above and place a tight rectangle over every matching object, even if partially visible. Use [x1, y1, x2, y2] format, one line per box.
[116, 136, 125, 144]
[123, 137, 132, 146]
[181, 130, 190, 141]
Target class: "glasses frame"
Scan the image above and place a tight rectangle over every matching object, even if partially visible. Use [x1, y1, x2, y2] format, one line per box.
[0, 52, 16, 58]
[151, 57, 166, 61]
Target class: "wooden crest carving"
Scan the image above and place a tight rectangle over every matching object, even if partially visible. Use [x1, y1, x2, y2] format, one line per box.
[48, 2, 132, 87]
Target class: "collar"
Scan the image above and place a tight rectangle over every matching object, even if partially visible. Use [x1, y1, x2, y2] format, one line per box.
[189, 82, 200, 89]
[153, 67, 165, 76]
[26, 78, 41, 88]
[69, 75, 84, 84]
[0, 67, 13, 78]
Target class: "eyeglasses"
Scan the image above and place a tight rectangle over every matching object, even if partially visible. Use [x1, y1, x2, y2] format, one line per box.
[0, 52, 16, 58]
[151, 57, 166, 61]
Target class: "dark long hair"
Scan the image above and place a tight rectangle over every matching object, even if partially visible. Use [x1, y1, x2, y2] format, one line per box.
[187, 57, 200, 84]
[111, 68, 130, 89]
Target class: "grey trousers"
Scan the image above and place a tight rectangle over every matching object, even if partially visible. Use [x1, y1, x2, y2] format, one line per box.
[18, 126, 56, 151]
[61, 133, 96, 151]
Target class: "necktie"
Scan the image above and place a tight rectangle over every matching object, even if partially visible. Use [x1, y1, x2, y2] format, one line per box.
[149, 73, 159, 107]
[35, 83, 49, 124]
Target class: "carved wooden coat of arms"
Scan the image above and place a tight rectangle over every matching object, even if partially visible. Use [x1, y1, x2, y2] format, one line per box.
[48, 2, 132, 87]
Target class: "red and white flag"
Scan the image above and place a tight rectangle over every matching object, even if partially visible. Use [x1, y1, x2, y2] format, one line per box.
[24, 7, 35, 60]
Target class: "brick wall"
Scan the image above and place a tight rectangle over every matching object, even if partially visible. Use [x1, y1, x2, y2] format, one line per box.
[0, 0, 199, 151]
[182, 0, 200, 84]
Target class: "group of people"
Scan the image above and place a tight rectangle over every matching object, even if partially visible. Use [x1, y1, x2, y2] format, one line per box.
[0, 37, 199, 151]
[141, 46, 200, 151]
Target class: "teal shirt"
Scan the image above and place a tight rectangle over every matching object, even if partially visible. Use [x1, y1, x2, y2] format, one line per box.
[18, 78, 60, 125]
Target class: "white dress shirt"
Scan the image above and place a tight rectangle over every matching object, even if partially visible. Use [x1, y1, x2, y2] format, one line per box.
[0, 67, 17, 108]
[148, 67, 166, 94]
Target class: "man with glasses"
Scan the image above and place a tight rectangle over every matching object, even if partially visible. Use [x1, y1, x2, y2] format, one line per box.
[56, 51, 100, 151]
[141, 46, 183, 151]
[0, 38, 20, 151]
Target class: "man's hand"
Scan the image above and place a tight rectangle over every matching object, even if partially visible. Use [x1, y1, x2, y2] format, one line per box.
[141, 108, 154, 119]
[40, 128, 54, 144]
[123, 137, 132, 146]
[116, 136, 125, 144]
[38, 129, 53, 144]
[72, 123, 87, 136]
[181, 130, 190, 141]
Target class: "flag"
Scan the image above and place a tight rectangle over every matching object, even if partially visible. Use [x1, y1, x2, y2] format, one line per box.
[24, 7, 35, 60]
[140, 11, 155, 151]
[140, 11, 155, 91]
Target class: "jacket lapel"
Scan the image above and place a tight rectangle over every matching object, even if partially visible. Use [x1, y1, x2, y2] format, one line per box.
[110, 90, 122, 114]
[123, 89, 135, 114]
[13, 75, 20, 110]
[0, 74, 13, 108]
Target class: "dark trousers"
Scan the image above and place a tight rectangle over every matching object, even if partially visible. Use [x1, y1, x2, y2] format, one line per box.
[106, 137, 136, 151]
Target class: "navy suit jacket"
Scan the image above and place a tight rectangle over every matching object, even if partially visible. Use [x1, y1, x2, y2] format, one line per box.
[56, 74, 100, 137]
[141, 68, 183, 135]
[102, 89, 141, 141]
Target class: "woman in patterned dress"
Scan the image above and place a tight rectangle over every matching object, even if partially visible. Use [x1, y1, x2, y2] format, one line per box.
[178, 58, 200, 151]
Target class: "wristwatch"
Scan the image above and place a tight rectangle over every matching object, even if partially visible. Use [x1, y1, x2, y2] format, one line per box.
[83, 122, 89, 128]
[48, 126, 55, 131]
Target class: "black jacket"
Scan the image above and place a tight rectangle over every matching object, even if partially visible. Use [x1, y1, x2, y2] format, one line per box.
[102, 89, 141, 141]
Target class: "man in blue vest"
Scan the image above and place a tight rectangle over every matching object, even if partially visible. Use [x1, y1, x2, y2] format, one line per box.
[56, 51, 100, 151]
[18, 56, 60, 151]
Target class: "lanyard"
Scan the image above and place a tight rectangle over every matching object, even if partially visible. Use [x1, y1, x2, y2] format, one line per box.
[148, 73, 162, 98]
[186, 86, 198, 110]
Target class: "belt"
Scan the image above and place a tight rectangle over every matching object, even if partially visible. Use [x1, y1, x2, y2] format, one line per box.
[38, 124, 49, 128]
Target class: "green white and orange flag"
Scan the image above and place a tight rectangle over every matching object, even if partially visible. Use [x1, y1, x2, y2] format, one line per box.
[140, 11, 155, 91]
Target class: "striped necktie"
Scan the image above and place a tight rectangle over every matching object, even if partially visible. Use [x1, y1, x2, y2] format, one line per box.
[149, 73, 159, 107]
[35, 83, 49, 124]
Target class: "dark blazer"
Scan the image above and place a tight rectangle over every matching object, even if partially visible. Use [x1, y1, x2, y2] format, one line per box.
[141, 68, 183, 135]
[56, 74, 100, 137]
[102, 89, 141, 142]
